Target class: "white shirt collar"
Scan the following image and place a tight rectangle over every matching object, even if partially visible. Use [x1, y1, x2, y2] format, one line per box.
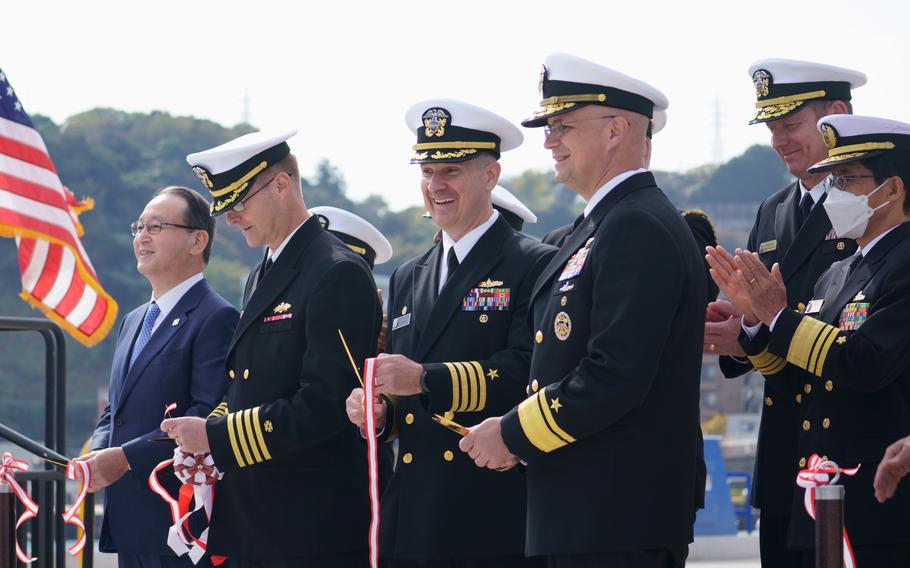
[269, 216, 311, 262]
[799, 178, 827, 206]
[149, 272, 204, 334]
[861, 223, 901, 257]
[438, 210, 499, 293]
[583, 168, 648, 218]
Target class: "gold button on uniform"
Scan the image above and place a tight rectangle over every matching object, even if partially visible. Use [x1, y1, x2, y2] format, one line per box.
[525, 385, 530, 395]
[532, 379, 540, 392]
[823, 418, 830, 429]
[243, 369, 250, 380]
[444, 411, 454, 420]
[229, 369, 235, 379]
[795, 394, 802, 404]
[402, 306, 408, 315]
[825, 380, 833, 392]
[479, 314, 489, 323]
[803, 420, 811, 431]
[535, 331, 543, 344]
[402, 453, 413, 464]
[799, 457, 807, 468]
[764, 396, 773, 407]
[803, 383, 811, 394]
[405, 413, 414, 425]
[443, 450, 454, 462]
[797, 302, 806, 312]
[837, 241, 846, 251]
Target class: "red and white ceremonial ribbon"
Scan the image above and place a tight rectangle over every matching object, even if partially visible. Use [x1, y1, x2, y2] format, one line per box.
[363, 357, 380, 568]
[148, 448, 225, 565]
[164, 402, 177, 416]
[796, 454, 861, 568]
[0, 451, 39, 563]
[62, 459, 91, 556]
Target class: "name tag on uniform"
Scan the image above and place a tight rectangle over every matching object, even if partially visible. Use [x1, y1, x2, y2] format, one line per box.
[759, 240, 777, 254]
[804, 299, 824, 314]
[392, 313, 411, 330]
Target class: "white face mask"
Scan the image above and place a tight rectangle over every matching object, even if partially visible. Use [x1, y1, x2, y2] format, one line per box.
[823, 179, 892, 239]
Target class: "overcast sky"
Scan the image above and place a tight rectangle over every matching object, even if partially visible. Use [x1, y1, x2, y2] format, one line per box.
[3, 0, 907, 209]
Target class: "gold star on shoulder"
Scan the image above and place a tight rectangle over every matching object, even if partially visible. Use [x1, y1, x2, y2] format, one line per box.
[550, 397, 563, 413]
[836, 336, 846, 345]
[486, 369, 499, 380]
[264, 420, 274, 432]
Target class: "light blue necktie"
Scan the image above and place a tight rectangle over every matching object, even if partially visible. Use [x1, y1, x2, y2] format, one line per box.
[129, 302, 160, 368]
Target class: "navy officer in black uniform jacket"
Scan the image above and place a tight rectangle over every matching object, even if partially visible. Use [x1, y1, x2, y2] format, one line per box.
[165, 130, 382, 567]
[708, 113, 910, 567]
[346, 99, 554, 568]
[703, 59, 866, 568]
[461, 53, 706, 568]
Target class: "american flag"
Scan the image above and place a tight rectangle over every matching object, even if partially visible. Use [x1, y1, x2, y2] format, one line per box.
[0, 67, 117, 346]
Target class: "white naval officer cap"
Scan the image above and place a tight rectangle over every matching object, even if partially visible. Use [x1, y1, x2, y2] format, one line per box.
[186, 129, 297, 215]
[492, 185, 537, 231]
[405, 99, 523, 164]
[310, 206, 393, 268]
[523, 53, 669, 128]
[747, 59, 866, 125]
[808, 114, 910, 173]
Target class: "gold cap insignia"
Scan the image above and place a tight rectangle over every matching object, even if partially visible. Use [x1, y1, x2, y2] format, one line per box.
[538, 64, 548, 98]
[477, 279, 504, 288]
[423, 108, 449, 138]
[821, 123, 838, 150]
[273, 302, 291, 314]
[752, 69, 771, 98]
[192, 166, 214, 189]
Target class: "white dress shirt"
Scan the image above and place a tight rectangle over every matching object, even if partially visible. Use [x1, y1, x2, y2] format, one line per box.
[149, 272, 204, 335]
[583, 168, 648, 218]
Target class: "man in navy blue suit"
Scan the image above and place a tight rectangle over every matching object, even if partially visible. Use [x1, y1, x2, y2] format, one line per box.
[78, 186, 238, 568]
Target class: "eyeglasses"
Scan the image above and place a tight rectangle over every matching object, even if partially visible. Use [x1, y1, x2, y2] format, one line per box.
[232, 174, 280, 213]
[130, 220, 203, 237]
[824, 174, 877, 191]
[544, 115, 618, 139]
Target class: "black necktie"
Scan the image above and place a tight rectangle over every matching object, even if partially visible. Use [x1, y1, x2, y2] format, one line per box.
[264, 257, 273, 274]
[845, 252, 863, 278]
[446, 247, 459, 282]
[798, 193, 814, 227]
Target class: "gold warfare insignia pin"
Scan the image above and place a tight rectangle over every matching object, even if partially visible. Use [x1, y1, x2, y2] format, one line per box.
[192, 166, 215, 189]
[853, 291, 865, 301]
[821, 123, 838, 150]
[423, 108, 449, 138]
[752, 69, 771, 98]
[273, 302, 291, 314]
[554, 311, 572, 341]
[478, 278, 504, 288]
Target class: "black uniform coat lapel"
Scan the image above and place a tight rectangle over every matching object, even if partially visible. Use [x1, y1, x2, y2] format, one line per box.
[229, 217, 321, 355]
[781, 192, 831, 282]
[414, 216, 510, 360]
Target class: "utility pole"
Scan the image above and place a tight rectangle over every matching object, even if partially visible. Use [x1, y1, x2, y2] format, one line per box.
[712, 94, 724, 165]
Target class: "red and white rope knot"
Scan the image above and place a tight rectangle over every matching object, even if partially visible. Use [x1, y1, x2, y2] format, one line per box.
[0, 452, 38, 563]
[148, 448, 224, 565]
[796, 454, 861, 568]
[63, 459, 91, 556]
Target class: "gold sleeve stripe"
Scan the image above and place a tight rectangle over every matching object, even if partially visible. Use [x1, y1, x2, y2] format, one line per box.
[444, 362, 459, 413]
[208, 402, 228, 418]
[748, 348, 787, 376]
[809, 325, 840, 377]
[231, 412, 255, 467]
[471, 361, 487, 412]
[539, 390, 575, 445]
[242, 409, 263, 464]
[787, 317, 840, 377]
[251, 407, 272, 461]
[517, 391, 576, 453]
[462, 362, 479, 412]
[226, 412, 247, 468]
[454, 362, 470, 412]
